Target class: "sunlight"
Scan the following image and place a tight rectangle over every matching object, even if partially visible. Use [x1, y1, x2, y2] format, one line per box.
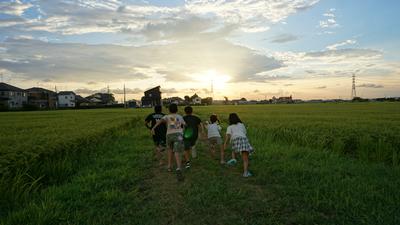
[193, 69, 231, 90]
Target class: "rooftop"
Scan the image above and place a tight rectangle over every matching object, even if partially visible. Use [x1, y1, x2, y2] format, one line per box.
[0, 82, 25, 92]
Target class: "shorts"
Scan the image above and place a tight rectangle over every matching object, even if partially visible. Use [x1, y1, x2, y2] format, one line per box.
[231, 137, 254, 153]
[166, 133, 184, 152]
[208, 136, 222, 146]
[152, 133, 166, 147]
[184, 136, 198, 150]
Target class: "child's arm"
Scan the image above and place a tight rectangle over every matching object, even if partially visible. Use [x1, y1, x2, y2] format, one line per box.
[151, 119, 165, 135]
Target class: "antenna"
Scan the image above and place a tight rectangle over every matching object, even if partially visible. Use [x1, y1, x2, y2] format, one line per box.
[351, 73, 357, 99]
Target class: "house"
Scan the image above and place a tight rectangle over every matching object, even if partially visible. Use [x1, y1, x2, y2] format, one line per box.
[85, 93, 116, 106]
[0, 82, 28, 109]
[163, 97, 185, 106]
[127, 100, 139, 108]
[190, 93, 202, 105]
[26, 87, 57, 109]
[141, 86, 161, 107]
[58, 91, 76, 108]
[75, 95, 92, 107]
[271, 95, 294, 104]
[232, 98, 248, 105]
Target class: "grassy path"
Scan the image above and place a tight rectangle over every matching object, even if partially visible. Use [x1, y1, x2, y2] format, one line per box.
[2, 123, 400, 225]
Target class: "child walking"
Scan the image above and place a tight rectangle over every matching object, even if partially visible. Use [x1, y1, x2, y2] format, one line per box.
[152, 103, 186, 181]
[207, 114, 225, 164]
[224, 113, 254, 177]
[145, 105, 167, 166]
[183, 106, 204, 169]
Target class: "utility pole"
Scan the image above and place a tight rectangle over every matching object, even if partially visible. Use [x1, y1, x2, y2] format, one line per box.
[123, 84, 127, 108]
[211, 79, 214, 98]
[351, 73, 357, 99]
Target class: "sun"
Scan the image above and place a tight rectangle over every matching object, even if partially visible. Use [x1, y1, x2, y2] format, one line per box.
[194, 69, 231, 90]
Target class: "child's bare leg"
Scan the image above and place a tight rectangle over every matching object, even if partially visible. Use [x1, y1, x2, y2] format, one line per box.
[220, 145, 225, 163]
[210, 145, 216, 158]
[175, 151, 182, 170]
[184, 149, 190, 162]
[167, 149, 173, 170]
[231, 151, 236, 160]
[241, 151, 249, 173]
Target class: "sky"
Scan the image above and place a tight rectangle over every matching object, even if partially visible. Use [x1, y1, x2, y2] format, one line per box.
[0, 0, 400, 101]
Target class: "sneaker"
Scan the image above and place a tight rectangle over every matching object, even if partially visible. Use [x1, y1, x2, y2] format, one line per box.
[227, 158, 237, 166]
[167, 167, 172, 172]
[242, 171, 253, 178]
[185, 161, 191, 169]
[176, 169, 184, 181]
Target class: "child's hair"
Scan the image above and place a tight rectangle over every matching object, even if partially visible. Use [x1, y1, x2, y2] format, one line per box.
[154, 105, 162, 113]
[210, 114, 218, 124]
[169, 103, 178, 113]
[184, 106, 193, 114]
[228, 113, 242, 125]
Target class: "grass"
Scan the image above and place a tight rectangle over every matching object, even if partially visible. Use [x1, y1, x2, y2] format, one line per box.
[1, 103, 400, 224]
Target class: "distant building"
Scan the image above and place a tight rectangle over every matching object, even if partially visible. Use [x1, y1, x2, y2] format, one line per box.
[232, 98, 248, 105]
[272, 95, 293, 104]
[26, 87, 57, 109]
[163, 96, 185, 106]
[85, 93, 116, 105]
[0, 82, 28, 109]
[58, 91, 76, 108]
[141, 86, 161, 107]
[127, 100, 139, 108]
[191, 93, 202, 105]
[75, 95, 92, 107]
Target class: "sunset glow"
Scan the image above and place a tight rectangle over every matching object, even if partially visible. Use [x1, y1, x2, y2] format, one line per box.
[0, 0, 399, 101]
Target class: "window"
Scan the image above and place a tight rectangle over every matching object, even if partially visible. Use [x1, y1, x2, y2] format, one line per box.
[17, 92, 21, 96]
[10, 92, 14, 96]
[0, 92, 3, 96]
[65, 96, 68, 99]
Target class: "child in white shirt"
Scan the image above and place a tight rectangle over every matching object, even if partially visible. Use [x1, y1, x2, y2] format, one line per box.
[224, 113, 254, 177]
[207, 114, 225, 164]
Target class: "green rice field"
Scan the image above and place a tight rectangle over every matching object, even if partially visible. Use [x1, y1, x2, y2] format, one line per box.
[0, 103, 399, 225]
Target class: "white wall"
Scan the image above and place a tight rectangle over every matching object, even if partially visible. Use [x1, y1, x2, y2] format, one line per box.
[58, 94, 76, 108]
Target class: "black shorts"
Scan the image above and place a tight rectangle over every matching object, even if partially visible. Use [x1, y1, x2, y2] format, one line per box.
[153, 133, 166, 147]
[184, 137, 197, 150]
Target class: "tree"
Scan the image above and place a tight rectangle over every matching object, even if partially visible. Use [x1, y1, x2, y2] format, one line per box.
[201, 97, 213, 105]
[184, 95, 190, 104]
[224, 96, 229, 105]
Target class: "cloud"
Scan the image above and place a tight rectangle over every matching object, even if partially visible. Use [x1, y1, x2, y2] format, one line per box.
[270, 34, 299, 43]
[74, 87, 143, 95]
[319, 8, 339, 30]
[161, 88, 179, 94]
[0, 0, 32, 16]
[357, 83, 384, 88]
[305, 49, 382, 59]
[326, 39, 357, 50]
[315, 86, 327, 89]
[1, 0, 320, 36]
[186, 0, 320, 32]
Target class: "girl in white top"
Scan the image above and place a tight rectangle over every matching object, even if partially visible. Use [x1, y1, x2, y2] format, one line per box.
[224, 113, 254, 177]
[207, 114, 225, 164]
